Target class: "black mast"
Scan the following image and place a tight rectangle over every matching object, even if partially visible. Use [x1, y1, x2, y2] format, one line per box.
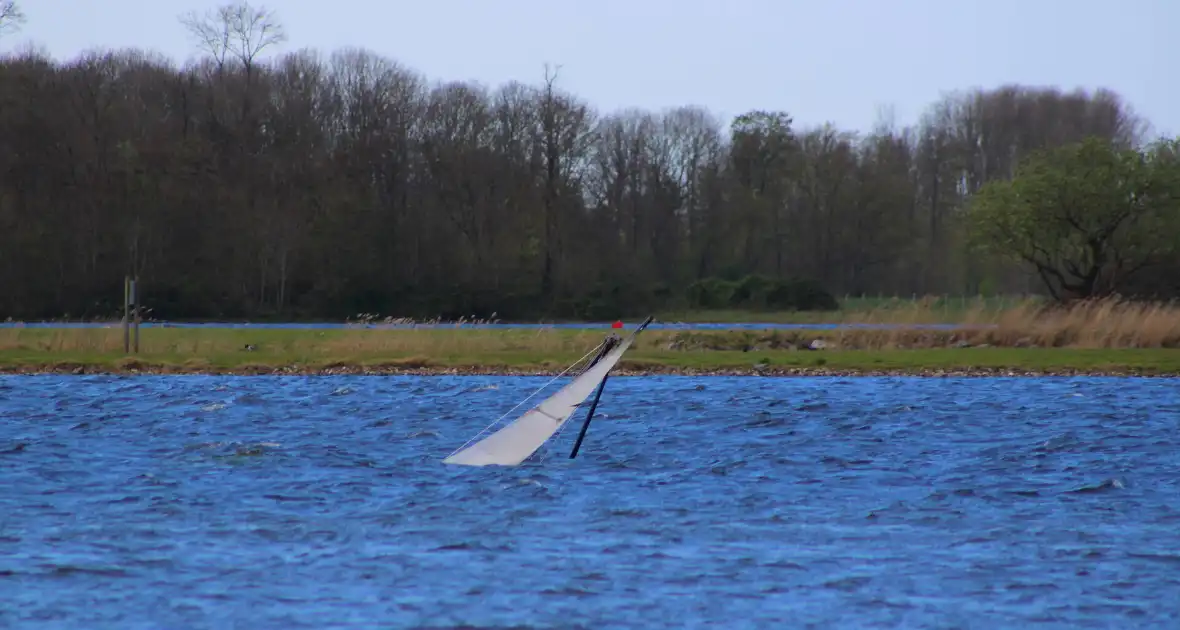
[569, 316, 653, 459]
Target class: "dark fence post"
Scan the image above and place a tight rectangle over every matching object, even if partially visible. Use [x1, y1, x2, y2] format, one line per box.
[122, 276, 130, 353]
[131, 276, 140, 353]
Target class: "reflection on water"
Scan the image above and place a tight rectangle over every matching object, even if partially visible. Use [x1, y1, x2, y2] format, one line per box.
[1, 374, 1178, 628]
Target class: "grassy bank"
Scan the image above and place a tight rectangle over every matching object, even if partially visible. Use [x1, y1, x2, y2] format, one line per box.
[0, 347, 1175, 377]
[2, 297, 1179, 376]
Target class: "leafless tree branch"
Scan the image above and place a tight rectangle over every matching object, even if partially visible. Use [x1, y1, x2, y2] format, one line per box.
[0, 0, 27, 36]
[178, 1, 286, 73]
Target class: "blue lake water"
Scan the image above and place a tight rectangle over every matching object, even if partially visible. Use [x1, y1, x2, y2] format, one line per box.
[2, 375, 1179, 628]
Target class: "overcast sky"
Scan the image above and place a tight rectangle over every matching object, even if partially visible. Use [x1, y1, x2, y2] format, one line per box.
[4, 0, 1175, 136]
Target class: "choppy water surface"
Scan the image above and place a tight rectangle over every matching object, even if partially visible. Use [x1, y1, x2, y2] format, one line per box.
[2, 375, 1179, 628]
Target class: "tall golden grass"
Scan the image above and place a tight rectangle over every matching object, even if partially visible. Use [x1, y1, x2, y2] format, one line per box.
[665, 297, 1180, 350]
[985, 297, 1180, 348]
[817, 295, 1180, 348]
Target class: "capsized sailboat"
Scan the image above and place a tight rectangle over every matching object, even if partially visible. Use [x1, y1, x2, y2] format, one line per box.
[442, 316, 654, 467]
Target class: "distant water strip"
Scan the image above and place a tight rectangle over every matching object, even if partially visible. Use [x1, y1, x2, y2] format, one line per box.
[0, 321, 993, 331]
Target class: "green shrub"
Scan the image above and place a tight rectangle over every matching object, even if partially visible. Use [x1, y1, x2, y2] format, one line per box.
[686, 274, 839, 311]
[686, 277, 739, 309]
[765, 278, 840, 311]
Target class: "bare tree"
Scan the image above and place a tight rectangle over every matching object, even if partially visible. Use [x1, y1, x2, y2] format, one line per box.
[535, 64, 596, 298]
[0, 0, 26, 37]
[179, 1, 286, 75]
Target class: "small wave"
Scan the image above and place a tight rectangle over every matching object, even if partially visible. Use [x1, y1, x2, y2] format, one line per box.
[184, 441, 281, 457]
[746, 411, 791, 428]
[430, 541, 513, 552]
[184, 441, 224, 450]
[232, 393, 267, 405]
[1036, 432, 1081, 452]
[0, 442, 27, 455]
[1068, 478, 1127, 494]
[539, 585, 597, 597]
[823, 575, 873, 591]
[1126, 552, 1180, 565]
[263, 494, 316, 502]
[605, 508, 651, 518]
[42, 564, 130, 578]
[458, 384, 499, 395]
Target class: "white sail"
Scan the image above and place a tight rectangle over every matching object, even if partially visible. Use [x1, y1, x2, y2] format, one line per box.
[443, 321, 648, 467]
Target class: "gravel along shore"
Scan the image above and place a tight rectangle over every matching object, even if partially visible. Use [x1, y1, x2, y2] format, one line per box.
[2, 362, 1175, 378]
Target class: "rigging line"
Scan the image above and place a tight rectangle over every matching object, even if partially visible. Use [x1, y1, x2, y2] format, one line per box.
[538, 344, 613, 462]
[539, 396, 581, 463]
[535, 337, 618, 467]
[442, 339, 607, 459]
[540, 336, 621, 463]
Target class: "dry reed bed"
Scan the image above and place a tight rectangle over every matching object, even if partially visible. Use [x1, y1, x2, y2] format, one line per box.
[923, 298, 1178, 349]
[665, 299, 1180, 350]
[1, 297, 1178, 355]
[764, 295, 1041, 325]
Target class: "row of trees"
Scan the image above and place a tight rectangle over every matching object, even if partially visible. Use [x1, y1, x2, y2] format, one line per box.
[1, 1, 1176, 320]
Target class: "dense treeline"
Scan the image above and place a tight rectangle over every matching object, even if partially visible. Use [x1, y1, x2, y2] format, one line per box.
[0, 2, 1168, 320]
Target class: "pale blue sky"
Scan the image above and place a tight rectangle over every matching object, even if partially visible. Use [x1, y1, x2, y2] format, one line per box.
[4, 0, 1176, 136]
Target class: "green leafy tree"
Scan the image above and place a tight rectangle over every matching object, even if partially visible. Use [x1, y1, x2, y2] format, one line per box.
[966, 136, 1180, 301]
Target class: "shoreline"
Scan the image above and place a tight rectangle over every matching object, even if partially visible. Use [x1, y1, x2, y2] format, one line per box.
[4, 326, 1180, 378]
[1, 363, 1175, 378]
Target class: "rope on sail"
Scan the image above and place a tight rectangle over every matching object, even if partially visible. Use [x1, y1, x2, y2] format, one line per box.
[442, 339, 607, 461]
[538, 401, 578, 463]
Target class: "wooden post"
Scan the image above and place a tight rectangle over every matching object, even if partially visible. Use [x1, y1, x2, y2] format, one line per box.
[131, 276, 140, 354]
[122, 276, 130, 354]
